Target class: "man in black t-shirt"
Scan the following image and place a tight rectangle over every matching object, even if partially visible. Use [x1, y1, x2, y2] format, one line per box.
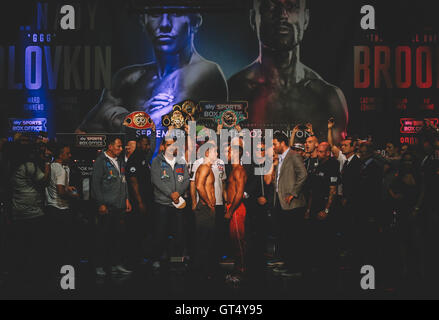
[306, 142, 339, 277]
[126, 134, 156, 212]
[125, 133, 156, 264]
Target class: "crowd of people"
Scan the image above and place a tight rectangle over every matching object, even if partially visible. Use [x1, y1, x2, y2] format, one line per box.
[0, 118, 438, 295]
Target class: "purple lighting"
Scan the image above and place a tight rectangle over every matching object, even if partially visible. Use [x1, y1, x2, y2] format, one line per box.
[25, 46, 42, 90]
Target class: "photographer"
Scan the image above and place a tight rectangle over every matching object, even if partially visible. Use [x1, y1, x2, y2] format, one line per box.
[0, 137, 9, 277]
[8, 140, 52, 287]
[0, 138, 7, 200]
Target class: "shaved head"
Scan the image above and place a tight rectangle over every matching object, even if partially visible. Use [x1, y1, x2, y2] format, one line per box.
[252, 0, 310, 51]
[317, 142, 331, 161]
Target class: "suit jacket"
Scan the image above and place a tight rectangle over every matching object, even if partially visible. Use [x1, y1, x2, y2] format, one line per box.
[341, 155, 361, 204]
[275, 150, 308, 210]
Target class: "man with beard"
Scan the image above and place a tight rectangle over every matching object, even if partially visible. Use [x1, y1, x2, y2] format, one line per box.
[77, 7, 227, 134]
[228, 0, 348, 140]
[272, 132, 307, 277]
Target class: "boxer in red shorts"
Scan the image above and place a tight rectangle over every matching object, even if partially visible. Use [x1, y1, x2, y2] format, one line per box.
[225, 142, 248, 277]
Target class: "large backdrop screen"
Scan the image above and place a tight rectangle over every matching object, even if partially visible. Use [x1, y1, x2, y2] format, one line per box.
[0, 0, 438, 146]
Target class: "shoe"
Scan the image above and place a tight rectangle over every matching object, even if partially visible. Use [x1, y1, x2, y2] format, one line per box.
[112, 265, 133, 275]
[152, 261, 161, 270]
[281, 271, 303, 279]
[267, 260, 285, 268]
[225, 274, 242, 287]
[96, 267, 107, 277]
[272, 267, 288, 274]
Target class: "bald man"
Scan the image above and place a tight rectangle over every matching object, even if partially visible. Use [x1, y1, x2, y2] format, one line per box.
[228, 0, 348, 139]
[306, 142, 339, 278]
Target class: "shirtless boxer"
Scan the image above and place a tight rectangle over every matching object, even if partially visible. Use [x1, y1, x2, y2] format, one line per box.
[193, 142, 217, 276]
[225, 143, 248, 276]
[228, 0, 348, 140]
[77, 8, 227, 134]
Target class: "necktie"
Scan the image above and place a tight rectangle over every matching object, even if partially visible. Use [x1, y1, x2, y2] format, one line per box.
[342, 160, 349, 175]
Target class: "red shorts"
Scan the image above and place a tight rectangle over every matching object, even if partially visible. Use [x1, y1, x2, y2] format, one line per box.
[227, 203, 246, 272]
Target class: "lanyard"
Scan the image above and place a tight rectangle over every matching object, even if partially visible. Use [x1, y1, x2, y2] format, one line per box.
[105, 153, 120, 174]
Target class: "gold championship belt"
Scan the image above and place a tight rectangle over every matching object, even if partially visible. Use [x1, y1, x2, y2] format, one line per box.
[198, 101, 248, 128]
[221, 110, 239, 128]
[123, 112, 155, 129]
[181, 100, 199, 117]
[162, 104, 192, 129]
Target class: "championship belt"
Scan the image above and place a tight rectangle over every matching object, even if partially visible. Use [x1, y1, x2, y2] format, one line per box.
[123, 112, 155, 129]
[162, 104, 191, 129]
[199, 102, 248, 128]
[219, 110, 240, 128]
[181, 100, 199, 117]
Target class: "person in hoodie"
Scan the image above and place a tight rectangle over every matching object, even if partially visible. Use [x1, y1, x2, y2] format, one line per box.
[151, 134, 190, 270]
[91, 136, 132, 277]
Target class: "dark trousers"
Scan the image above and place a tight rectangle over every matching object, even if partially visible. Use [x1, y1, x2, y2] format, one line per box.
[187, 204, 227, 264]
[245, 201, 269, 275]
[353, 215, 381, 269]
[0, 199, 7, 272]
[94, 208, 127, 268]
[152, 203, 185, 261]
[308, 212, 335, 270]
[194, 203, 216, 274]
[214, 205, 228, 259]
[275, 194, 306, 272]
[185, 203, 196, 259]
[46, 206, 76, 273]
[126, 208, 151, 265]
[7, 215, 50, 285]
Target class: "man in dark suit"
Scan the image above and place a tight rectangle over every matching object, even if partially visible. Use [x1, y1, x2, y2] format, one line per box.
[356, 142, 383, 267]
[273, 132, 307, 277]
[338, 137, 361, 260]
[340, 138, 361, 208]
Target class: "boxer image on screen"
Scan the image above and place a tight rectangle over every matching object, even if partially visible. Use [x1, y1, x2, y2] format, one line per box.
[228, 0, 348, 141]
[77, 7, 228, 133]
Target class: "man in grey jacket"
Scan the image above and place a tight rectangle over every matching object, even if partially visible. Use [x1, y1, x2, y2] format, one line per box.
[151, 136, 190, 270]
[273, 132, 308, 277]
[92, 136, 132, 277]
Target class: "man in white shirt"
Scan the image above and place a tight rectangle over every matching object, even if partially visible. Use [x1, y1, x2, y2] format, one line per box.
[46, 145, 78, 211]
[46, 144, 79, 272]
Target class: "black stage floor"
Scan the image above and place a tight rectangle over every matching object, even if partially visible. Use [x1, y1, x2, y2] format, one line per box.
[1, 254, 437, 300]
